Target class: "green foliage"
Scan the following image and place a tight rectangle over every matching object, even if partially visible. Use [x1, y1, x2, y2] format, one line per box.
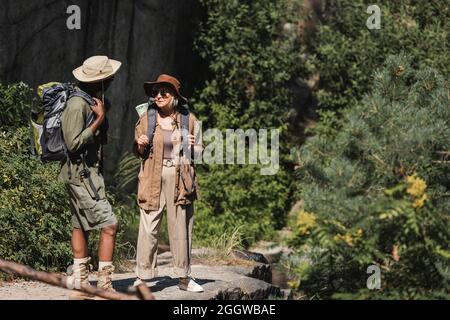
[194, 163, 294, 246]
[0, 82, 33, 129]
[0, 127, 73, 271]
[113, 152, 140, 195]
[289, 54, 450, 299]
[194, 0, 302, 130]
[195, 226, 245, 263]
[191, 0, 300, 245]
[303, 0, 450, 112]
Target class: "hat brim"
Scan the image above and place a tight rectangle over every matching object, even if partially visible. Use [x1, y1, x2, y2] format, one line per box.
[144, 81, 188, 102]
[72, 59, 122, 83]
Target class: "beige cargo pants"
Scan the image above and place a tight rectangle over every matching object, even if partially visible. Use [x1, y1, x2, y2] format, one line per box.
[135, 160, 194, 279]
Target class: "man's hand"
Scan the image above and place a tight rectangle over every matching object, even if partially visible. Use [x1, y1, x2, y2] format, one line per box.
[89, 98, 106, 134]
[91, 97, 105, 120]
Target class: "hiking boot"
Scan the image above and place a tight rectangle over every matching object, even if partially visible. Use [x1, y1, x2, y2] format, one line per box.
[178, 276, 204, 293]
[97, 265, 115, 292]
[68, 258, 94, 300]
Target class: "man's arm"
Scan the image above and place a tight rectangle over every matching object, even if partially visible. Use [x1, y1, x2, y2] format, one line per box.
[61, 97, 105, 154]
[62, 99, 94, 153]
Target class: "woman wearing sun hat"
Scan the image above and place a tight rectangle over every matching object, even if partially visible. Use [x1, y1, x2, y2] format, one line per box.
[133, 74, 204, 293]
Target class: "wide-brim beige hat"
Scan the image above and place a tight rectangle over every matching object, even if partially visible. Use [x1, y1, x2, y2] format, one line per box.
[72, 55, 122, 83]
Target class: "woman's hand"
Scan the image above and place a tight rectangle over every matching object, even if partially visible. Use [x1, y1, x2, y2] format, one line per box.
[187, 134, 195, 146]
[137, 135, 149, 147]
[137, 134, 149, 154]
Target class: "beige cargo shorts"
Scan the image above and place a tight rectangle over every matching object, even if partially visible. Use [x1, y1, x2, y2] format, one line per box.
[66, 183, 117, 231]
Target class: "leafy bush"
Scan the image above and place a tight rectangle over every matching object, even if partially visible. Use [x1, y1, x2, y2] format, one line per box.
[0, 82, 33, 129]
[194, 0, 302, 129]
[191, 0, 301, 245]
[194, 163, 294, 246]
[300, 0, 450, 112]
[0, 127, 73, 271]
[289, 54, 450, 299]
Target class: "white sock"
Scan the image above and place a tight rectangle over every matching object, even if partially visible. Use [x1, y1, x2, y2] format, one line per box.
[98, 261, 113, 271]
[73, 257, 89, 269]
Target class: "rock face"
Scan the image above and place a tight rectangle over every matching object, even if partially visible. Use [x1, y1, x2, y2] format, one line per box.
[0, 0, 200, 181]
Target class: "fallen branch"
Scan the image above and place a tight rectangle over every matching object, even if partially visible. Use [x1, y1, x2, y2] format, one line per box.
[0, 259, 154, 300]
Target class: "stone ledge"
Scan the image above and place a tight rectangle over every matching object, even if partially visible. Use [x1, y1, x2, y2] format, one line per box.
[0, 263, 283, 300]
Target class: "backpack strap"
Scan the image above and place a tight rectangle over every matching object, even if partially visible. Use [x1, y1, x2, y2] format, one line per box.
[70, 89, 94, 105]
[143, 100, 192, 161]
[145, 101, 157, 159]
[70, 89, 95, 127]
[178, 105, 197, 192]
[180, 106, 191, 160]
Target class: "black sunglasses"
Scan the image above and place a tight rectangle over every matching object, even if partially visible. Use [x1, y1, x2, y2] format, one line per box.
[151, 88, 172, 98]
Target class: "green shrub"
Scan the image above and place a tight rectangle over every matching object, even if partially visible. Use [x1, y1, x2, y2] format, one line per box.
[194, 163, 294, 246]
[191, 0, 301, 245]
[194, 0, 302, 130]
[0, 82, 33, 129]
[301, 0, 450, 112]
[289, 54, 450, 299]
[0, 127, 73, 271]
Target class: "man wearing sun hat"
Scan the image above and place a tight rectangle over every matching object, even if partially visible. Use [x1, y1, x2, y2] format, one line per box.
[60, 55, 121, 298]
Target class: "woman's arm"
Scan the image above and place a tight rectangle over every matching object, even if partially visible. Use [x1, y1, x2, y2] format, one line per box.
[190, 114, 203, 162]
[133, 115, 149, 159]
